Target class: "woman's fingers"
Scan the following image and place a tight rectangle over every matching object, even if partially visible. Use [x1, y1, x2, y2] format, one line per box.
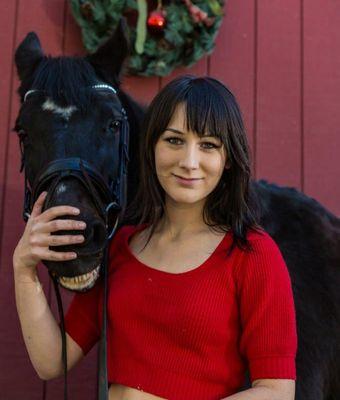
[35, 233, 85, 247]
[30, 191, 48, 218]
[36, 219, 86, 234]
[42, 249, 78, 261]
[39, 205, 80, 223]
[29, 192, 80, 223]
[14, 192, 85, 270]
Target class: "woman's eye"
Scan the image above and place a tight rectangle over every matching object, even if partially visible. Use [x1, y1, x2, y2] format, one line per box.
[166, 137, 183, 145]
[200, 142, 218, 149]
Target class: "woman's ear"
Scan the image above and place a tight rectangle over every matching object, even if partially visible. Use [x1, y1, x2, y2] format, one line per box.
[225, 160, 231, 170]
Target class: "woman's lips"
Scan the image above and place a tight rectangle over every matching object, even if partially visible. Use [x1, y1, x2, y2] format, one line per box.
[172, 174, 203, 186]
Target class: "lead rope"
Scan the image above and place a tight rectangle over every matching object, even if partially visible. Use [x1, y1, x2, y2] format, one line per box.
[34, 160, 124, 400]
[98, 241, 109, 400]
[50, 231, 117, 400]
[50, 240, 109, 400]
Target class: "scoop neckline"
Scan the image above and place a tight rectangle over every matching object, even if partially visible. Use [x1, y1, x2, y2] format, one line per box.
[124, 224, 232, 278]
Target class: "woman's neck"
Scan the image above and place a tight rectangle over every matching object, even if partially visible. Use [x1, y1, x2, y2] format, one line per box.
[156, 197, 209, 239]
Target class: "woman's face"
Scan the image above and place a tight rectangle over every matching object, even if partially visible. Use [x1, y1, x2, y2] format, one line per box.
[154, 103, 229, 207]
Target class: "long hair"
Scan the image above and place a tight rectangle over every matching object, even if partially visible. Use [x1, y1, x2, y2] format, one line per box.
[126, 75, 262, 254]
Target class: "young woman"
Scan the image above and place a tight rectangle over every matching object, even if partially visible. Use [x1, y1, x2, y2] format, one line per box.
[13, 76, 297, 400]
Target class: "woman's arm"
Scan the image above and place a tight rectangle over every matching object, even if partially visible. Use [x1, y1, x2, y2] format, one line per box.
[227, 233, 298, 399]
[14, 262, 84, 380]
[13, 192, 85, 379]
[222, 379, 295, 400]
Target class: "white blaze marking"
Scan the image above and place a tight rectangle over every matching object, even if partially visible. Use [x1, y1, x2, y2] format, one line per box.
[42, 99, 77, 120]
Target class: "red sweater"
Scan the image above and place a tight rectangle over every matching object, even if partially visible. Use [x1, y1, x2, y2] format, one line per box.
[64, 225, 297, 399]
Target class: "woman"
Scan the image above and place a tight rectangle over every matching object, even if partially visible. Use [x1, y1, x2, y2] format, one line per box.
[13, 76, 297, 399]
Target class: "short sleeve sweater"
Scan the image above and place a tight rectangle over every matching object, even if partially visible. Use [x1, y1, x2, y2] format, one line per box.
[64, 225, 297, 400]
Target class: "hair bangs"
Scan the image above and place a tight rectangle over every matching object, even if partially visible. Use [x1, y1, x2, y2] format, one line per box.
[31, 57, 98, 111]
[184, 84, 229, 142]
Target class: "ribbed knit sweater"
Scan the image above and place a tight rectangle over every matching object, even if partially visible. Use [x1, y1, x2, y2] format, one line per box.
[64, 225, 297, 400]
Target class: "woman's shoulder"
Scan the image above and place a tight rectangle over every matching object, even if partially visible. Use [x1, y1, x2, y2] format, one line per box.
[108, 224, 147, 256]
[234, 227, 288, 280]
[245, 227, 280, 251]
[112, 223, 147, 240]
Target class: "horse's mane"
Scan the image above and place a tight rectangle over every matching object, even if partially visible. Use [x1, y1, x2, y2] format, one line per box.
[18, 56, 99, 111]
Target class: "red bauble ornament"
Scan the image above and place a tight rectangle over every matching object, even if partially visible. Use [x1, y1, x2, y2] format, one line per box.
[147, 9, 167, 34]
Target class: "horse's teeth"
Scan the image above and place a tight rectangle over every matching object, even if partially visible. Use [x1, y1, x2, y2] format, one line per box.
[58, 265, 100, 290]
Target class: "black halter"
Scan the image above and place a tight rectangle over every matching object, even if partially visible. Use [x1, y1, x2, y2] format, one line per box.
[18, 84, 130, 400]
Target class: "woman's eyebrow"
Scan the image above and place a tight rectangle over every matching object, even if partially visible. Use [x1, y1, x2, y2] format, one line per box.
[165, 127, 219, 139]
[165, 127, 184, 135]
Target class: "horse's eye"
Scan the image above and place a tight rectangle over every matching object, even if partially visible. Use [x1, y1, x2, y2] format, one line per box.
[108, 120, 121, 132]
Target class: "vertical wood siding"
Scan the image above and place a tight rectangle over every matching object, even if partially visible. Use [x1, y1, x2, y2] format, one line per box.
[0, 1, 339, 398]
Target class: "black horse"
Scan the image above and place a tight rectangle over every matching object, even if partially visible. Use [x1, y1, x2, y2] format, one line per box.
[14, 20, 340, 400]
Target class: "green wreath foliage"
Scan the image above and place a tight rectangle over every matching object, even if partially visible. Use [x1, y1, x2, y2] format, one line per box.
[70, 0, 225, 77]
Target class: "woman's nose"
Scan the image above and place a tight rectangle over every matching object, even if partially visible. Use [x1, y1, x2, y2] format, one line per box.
[178, 145, 200, 170]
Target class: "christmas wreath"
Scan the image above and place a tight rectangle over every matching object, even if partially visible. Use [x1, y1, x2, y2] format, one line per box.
[70, 0, 225, 77]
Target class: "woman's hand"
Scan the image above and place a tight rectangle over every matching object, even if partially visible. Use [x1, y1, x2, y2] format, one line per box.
[13, 191, 86, 276]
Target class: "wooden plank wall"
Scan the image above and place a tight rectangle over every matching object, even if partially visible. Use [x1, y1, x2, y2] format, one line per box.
[0, 1, 339, 399]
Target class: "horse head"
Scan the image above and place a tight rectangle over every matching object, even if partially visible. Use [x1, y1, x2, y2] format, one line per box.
[14, 20, 133, 291]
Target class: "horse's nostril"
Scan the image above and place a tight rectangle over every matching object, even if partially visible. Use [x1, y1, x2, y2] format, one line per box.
[70, 219, 106, 257]
[91, 220, 107, 243]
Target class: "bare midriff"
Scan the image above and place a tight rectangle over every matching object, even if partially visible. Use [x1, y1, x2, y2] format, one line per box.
[109, 383, 166, 400]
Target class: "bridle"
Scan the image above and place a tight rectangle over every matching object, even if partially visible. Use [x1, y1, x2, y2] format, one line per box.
[18, 84, 130, 400]
[20, 84, 129, 240]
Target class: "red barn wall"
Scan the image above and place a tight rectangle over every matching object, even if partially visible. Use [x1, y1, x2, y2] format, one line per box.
[0, 1, 339, 399]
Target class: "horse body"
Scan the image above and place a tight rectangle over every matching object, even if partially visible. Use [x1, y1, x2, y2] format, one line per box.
[255, 180, 340, 399]
[14, 21, 339, 400]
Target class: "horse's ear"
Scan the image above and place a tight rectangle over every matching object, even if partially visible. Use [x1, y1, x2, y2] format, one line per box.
[15, 32, 44, 82]
[88, 18, 130, 82]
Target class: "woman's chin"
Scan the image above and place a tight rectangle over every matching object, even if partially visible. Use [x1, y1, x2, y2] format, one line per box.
[166, 193, 207, 206]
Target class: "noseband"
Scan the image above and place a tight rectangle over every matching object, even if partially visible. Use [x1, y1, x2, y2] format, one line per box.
[19, 84, 130, 400]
